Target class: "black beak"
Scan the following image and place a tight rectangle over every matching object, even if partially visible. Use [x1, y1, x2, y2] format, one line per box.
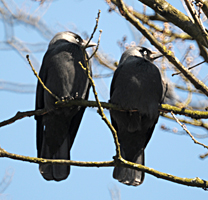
[82, 39, 97, 48]
[150, 51, 163, 60]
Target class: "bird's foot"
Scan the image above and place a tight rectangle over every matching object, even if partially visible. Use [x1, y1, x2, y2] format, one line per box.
[61, 92, 83, 103]
[61, 96, 74, 102]
[74, 92, 83, 100]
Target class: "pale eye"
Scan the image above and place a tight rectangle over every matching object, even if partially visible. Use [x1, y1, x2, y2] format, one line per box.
[143, 51, 147, 55]
[75, 38, 80, 43]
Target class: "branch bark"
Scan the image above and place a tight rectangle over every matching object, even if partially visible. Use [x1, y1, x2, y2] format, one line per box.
[1, 147, 208, 189]
[138, 0, 208, 47]
[1, 100, 208, 128]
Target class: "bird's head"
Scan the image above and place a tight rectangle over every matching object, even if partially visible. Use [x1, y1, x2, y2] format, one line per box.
[136, 47, 163, 62]
[119, 46, 163, 64]
[48, 31, 97, 49]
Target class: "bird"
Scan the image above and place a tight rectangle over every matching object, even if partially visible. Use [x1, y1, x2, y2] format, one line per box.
[35, 31, 96, 181]
[110, 46, 164, 186]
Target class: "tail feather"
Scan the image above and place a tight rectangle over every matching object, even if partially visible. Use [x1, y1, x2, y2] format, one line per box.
[39, 136, 70, 181]
[113, 150, 144, 186]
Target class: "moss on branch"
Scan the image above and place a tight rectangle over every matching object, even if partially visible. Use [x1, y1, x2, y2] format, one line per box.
[138, 0, 208, 47]
[1, 100, 208, 128]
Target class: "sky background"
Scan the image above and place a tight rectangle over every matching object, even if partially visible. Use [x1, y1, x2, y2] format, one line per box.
[1, 0, 208, 199]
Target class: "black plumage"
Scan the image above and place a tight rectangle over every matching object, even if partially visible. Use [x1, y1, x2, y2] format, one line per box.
[35, 31, 96, 181]
[110, 46, 163, 186]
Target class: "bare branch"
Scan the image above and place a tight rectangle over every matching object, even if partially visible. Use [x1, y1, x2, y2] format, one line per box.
[88, 30, 102, 61]
[162, 114, 208, 131]
[195, 0, 208, 19]
[138, 0, 208, 47]
[1, 100, 208, 128]
[84, 10, 101, 51]
[0, 147, 114, 167]
[172, 61, 206, 76]
[200, 152, 208, 159]
[94, 51, 117, 71]
[184, 0, 208, 36]
[110, 0, 192, 41]
[0, 109, 47, 128]
[1, 146, 208, 189]
[26, 55, 60, 101]
[79, 61, 121, 158]
[171, 111, 208, 149]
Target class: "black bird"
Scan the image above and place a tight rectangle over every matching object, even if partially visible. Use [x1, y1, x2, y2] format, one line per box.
[110, 46, 163, 186]
[35, 31, 96, 181]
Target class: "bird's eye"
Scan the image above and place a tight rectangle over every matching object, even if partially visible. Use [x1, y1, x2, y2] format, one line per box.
[75, 37, 80, 43]
[143, 51, 147, 55]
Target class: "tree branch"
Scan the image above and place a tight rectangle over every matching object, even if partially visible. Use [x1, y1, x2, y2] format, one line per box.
[110, 0, 192, 41]
[0, 147, 114, 167]
[26, 55, 60, 101]
[171, 111, 208, 149]
[1, 100, 208, 128]
[138, 0, 208, 47]
[1, 146, 208, 189]
[184, 0, 207, 36]
[162, 113, 208, 131]
[195, 0, 208, 18]
[79, 61, 121, 159]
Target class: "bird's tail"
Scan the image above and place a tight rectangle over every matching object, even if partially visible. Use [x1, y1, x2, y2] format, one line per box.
[39, 134, 70, 181]
[113, 150, 144, 186]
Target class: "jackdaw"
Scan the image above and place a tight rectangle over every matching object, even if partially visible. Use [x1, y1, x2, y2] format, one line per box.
[110, 46, 163, 186]
[35, 31, 96, 181]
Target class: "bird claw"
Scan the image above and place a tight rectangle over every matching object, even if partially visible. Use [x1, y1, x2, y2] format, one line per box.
[61, 96, 74, 102]
[74, 92, 83, 100]
[61, 92, 83, 102]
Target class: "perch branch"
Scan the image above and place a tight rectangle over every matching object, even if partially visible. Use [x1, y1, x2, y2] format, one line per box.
[1, 101, 208, 128]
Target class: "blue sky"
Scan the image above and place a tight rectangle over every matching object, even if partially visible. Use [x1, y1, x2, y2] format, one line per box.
[1, 0, 208, 199]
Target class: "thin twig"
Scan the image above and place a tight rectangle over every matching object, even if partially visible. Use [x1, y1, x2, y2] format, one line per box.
[180, 45, 193, 63]
[171, 111, 208, 149]
[200, 152, 208, 159]
[80, 9, 121, 158]
[94, 51, 117, 71]
[172, 61, 206, 76]
[79, 61, 121, 158]
[26, 55, 60, 101]
[162, 114, 208, 131]
[175, 84, 204, 94]
[84, 10, 101, 51]
[195, 0, 208, 19]
[184, 0, 208, 37]
[88, 30, 102, 61]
